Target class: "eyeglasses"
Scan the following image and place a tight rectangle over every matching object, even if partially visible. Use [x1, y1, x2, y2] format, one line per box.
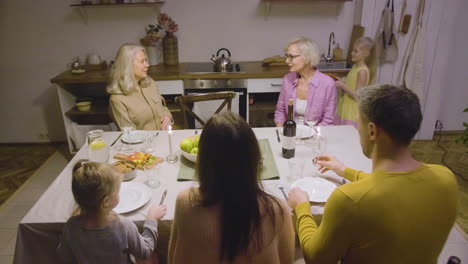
[285, 53, 301, 61]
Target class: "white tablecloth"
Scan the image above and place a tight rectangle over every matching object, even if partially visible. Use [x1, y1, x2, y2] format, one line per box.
[13, 126, 371, 264]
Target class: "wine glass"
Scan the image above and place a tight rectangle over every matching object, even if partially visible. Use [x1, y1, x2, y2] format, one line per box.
[120, 123, 135, 153]
[121, 123, 135, 141]
[304, 116, 319, 148]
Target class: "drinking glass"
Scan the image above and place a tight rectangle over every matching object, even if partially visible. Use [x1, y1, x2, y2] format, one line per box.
[144, 164, 161, 189]
[143, 132, 156, 153]
[294, 117, 304, 145]
[288, 158, 305, 183]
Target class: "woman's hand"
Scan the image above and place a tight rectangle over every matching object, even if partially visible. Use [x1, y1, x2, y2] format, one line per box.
[161, 116, 172, 130]
[287, 187, 309, 209]
[314, 155, 346, 177]
[276, 122, 284, 127]
[148, 204, 167, 221]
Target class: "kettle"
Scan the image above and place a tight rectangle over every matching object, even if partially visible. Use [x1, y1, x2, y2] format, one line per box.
[211, 48, 233, 72]
[87, 54, 102, 65]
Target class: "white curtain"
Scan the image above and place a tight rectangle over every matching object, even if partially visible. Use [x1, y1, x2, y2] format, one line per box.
[397, 0, 426, 100]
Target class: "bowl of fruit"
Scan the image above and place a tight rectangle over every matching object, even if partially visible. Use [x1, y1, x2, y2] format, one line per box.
[179, 135, 200, 163]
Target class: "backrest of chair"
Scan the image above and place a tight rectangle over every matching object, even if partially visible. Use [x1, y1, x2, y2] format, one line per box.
[175, 91, 237, 129]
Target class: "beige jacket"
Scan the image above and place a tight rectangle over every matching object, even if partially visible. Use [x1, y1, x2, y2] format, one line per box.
[109, 80, 172, 130]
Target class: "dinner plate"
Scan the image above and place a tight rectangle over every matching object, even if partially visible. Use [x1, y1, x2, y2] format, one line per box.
[121, 131, 146, 144]
[291, 177, 337, 202]
[280, 125, 315, 139]
[114, 182, 152, 214]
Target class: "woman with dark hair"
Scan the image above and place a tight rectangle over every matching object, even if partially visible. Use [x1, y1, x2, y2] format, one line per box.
[168, 112, 294, 264]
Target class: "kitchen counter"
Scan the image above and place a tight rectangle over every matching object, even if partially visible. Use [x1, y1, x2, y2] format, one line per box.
[51, 61, 349, 84]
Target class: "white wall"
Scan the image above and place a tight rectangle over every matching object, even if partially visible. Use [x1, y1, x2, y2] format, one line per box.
[0, 0, 466, 143]
[434, 0, 468, 131]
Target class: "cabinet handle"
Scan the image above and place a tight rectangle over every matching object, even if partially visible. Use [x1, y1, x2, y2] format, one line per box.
[270, 83, 282, 87]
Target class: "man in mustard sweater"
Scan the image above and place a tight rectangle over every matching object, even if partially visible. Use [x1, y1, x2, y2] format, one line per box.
[288, 84, 459, 264]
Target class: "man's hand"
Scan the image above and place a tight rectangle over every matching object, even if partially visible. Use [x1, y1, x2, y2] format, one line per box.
[161, 116, 172, 130]
[287, 187, 309, 209]
[315, 155, 346, 177]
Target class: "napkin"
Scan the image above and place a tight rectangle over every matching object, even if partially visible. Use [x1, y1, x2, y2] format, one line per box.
[177, 139, 280, 181]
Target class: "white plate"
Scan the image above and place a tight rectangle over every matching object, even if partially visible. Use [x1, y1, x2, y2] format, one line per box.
[121, 131, 146, 144]
[280, 125, 315, 139]
[114, 182, 152, 214]
[291, 177, 336, 202]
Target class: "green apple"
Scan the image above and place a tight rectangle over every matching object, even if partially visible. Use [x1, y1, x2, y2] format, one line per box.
[190, 147, 198, 154]
[193, 135, 200, 147]
[180, 138, 193, 153]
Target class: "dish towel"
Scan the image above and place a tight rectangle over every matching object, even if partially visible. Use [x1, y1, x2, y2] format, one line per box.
[177, 139, 280, 181]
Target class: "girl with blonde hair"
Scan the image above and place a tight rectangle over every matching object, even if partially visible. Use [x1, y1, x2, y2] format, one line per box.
[57, 161, 166, 264]
[335, 37, 376, 128]
[107, 44, 172, 130]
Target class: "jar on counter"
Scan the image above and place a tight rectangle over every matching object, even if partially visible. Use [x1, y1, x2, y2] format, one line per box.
[87, 130, 109, 162]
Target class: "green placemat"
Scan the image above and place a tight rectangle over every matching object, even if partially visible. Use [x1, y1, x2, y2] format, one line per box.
[176, 139, 280, 181]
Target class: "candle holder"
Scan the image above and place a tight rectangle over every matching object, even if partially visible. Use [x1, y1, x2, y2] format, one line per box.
[166, 153, 179, 163]
[166, 126, 179, 164]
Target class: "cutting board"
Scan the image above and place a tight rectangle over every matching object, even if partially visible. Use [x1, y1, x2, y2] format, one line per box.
[346, 25, 365, 63]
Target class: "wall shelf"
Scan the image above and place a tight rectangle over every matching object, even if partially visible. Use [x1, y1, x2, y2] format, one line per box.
[261, 0, 352, 19]
[70, 2, 165, 24]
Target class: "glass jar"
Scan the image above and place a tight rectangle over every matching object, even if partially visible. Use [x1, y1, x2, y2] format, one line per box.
[87, 130, 109, 162]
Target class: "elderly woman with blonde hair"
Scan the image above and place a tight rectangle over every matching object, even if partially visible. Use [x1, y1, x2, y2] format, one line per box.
[107, 44, 172, 130]
[274, 37, 337, 126]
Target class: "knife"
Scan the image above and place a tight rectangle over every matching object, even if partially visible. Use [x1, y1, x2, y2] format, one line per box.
[159, 190, 167, 205]
[110, 133, 123, 146]
[275, 129, 281, 143]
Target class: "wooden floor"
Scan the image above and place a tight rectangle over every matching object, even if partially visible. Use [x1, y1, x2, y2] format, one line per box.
[0, 132, 467, 233]
[0, 142, 72, 205]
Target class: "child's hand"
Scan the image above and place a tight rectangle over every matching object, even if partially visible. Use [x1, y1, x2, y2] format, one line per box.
[334, 78, 345, 89]
[147, 204, 167, 221]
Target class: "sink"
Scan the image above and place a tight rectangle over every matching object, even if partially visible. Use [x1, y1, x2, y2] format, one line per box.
[317, 61, 350, 70]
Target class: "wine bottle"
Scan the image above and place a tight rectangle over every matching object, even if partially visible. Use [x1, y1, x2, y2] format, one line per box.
[282, 99, 296, 159]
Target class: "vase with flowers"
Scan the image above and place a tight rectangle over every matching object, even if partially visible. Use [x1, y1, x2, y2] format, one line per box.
[158, 13, 179, 66]
[140, 24, 163, 65]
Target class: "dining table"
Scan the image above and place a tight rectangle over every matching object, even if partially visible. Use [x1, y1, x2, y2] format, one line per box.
[13, 126, 371, 264]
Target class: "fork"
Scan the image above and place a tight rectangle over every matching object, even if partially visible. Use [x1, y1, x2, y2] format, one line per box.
[277, 185, 288, 201]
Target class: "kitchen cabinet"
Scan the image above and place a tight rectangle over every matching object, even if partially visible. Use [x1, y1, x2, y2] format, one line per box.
[70, 1, 164, 24]
[247, 78, 282, 127]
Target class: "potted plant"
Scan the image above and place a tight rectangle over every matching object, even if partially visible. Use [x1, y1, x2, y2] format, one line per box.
[158, 13, 179, 65]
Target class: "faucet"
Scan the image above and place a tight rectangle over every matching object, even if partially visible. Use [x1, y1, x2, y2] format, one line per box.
[323, 32, 335, 63]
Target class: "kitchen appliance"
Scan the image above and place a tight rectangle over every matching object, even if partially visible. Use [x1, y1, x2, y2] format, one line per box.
[183, 78, 247, 126]
[211, 48, 234, 72]
[182, 62, 246, 127]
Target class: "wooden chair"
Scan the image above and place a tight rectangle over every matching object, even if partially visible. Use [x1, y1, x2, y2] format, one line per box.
[175, 91, 237, 129]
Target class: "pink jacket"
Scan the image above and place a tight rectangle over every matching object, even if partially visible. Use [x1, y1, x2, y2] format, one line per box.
[274, 71, 337, 125]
